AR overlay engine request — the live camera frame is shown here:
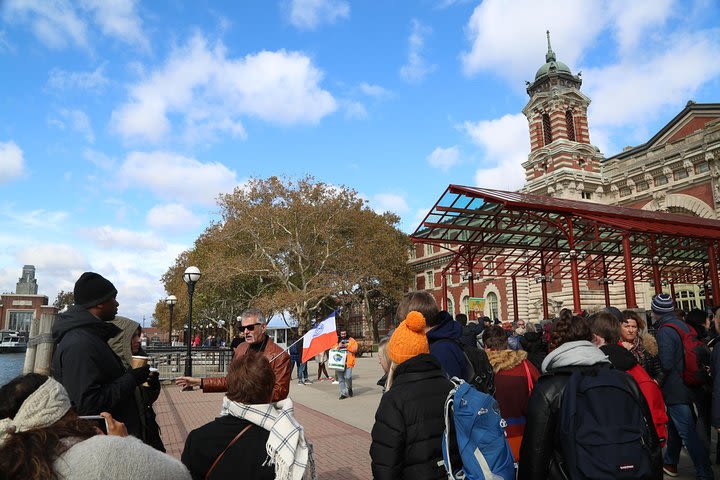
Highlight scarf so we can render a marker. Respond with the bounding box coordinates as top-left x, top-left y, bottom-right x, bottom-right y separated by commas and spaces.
0, 378, 71, 446
628, 334, 646, 365
220, 396, 315, 480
